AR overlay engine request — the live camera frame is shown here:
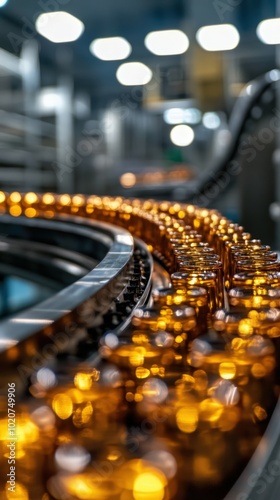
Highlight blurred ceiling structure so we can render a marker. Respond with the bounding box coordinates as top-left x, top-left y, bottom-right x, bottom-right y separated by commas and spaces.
0, 0, 277, 109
